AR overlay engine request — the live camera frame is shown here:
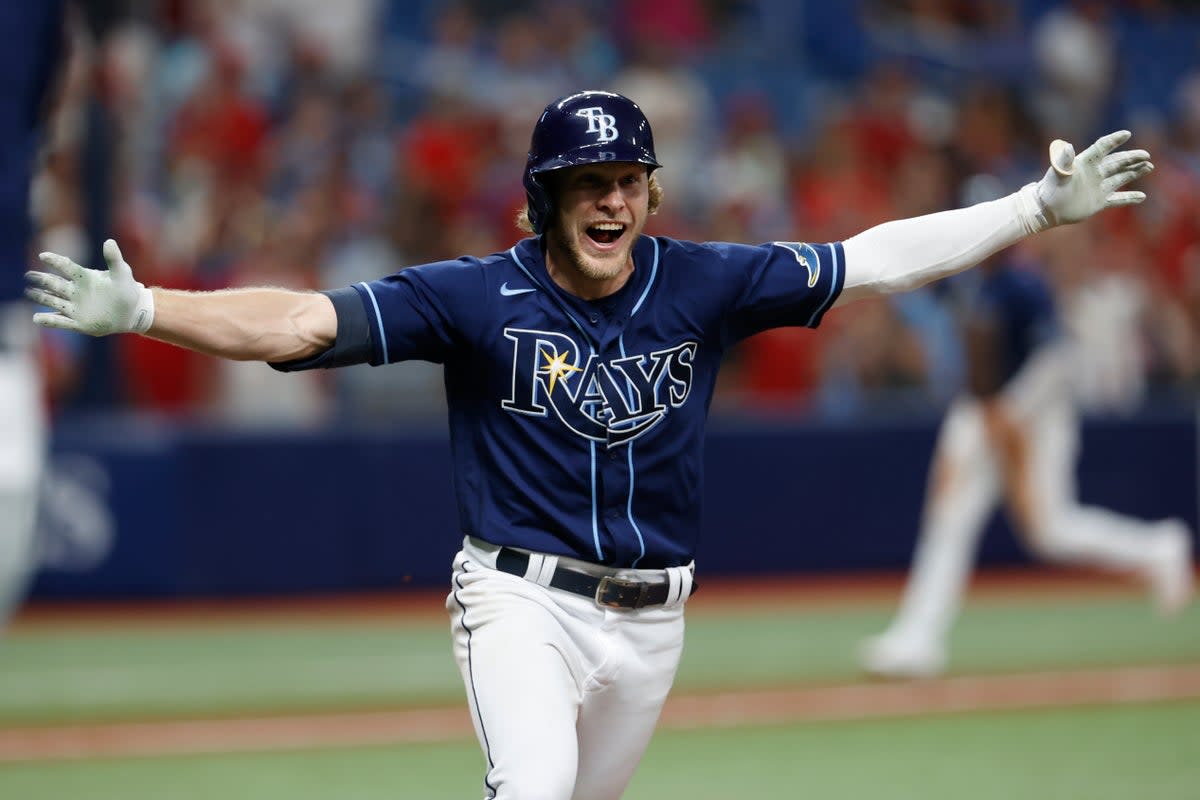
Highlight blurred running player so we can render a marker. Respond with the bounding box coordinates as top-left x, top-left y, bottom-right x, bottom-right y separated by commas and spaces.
861, 179, 1193, 680
0, 1, 66, 633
